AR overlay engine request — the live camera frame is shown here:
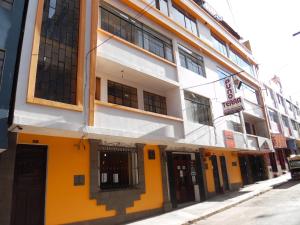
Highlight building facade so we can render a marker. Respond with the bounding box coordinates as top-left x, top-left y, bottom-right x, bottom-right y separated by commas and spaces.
263, 76, 300, 177
1, 1, 276, 225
